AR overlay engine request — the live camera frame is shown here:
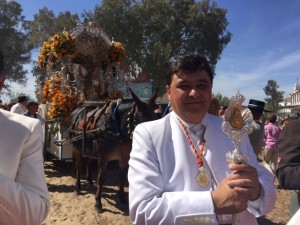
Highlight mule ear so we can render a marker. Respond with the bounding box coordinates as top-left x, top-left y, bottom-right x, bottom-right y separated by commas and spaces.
148, 87, 158, 106
129, 88, 143, 105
